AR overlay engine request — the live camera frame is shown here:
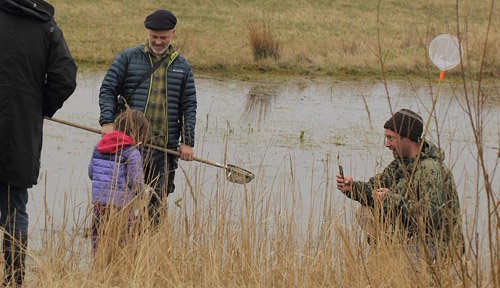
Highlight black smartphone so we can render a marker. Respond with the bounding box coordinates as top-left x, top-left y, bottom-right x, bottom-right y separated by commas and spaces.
339, 165, 344, 179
